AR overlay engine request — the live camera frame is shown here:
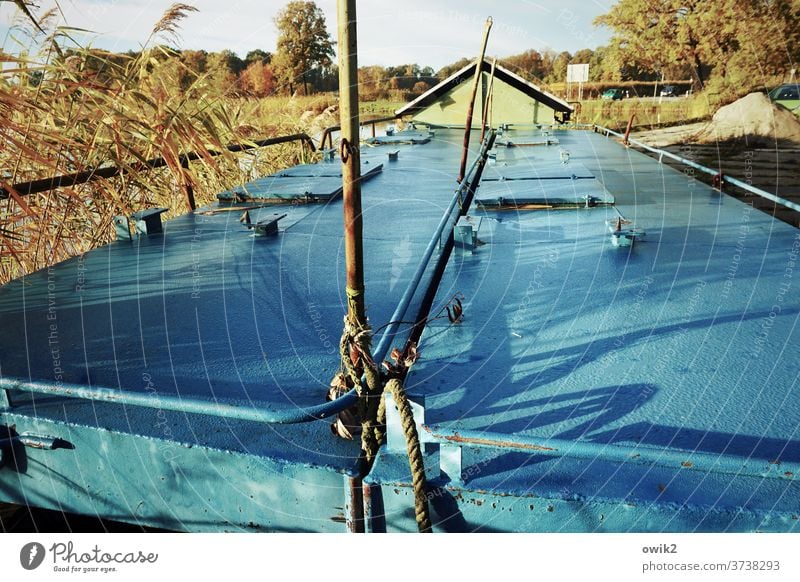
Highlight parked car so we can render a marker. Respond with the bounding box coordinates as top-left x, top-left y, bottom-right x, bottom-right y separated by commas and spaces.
769, 84, 800, 114
659, 85, 677, 97
601, 88, 625, 100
